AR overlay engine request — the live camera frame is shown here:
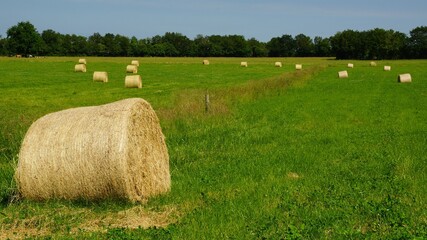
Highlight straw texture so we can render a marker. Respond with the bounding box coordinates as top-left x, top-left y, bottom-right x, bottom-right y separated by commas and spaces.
93, 71, 108, 82
202, 60, 210, 65
131, 60, 139, 67
398, 73, 412, 83
126, 65, 138, 74
338, 71, 349, 78
384, 66, 391, 71
347, 63, 354, 68
275, 62, 282, 67
295, 64, 302, 70
79, 59, 87, 64
125, 75, 142, 88
370, 61, 377, 66
16, 98, 170, 202
240, 62, 248, 67
75, 64, 87, 72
